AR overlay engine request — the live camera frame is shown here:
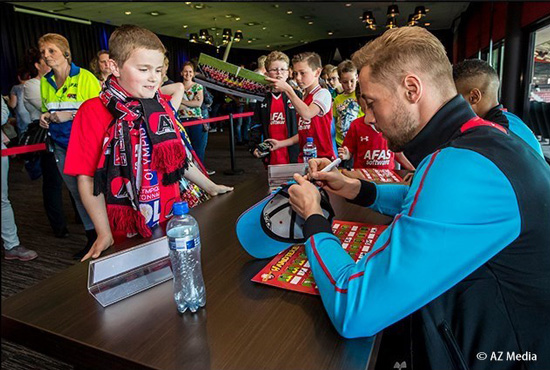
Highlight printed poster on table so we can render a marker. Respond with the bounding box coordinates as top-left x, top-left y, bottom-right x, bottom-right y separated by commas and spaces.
251, 221, 388, 295
194, 53, 270, 101
345, 168, 403, 183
